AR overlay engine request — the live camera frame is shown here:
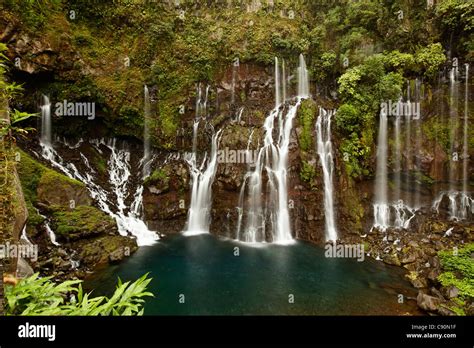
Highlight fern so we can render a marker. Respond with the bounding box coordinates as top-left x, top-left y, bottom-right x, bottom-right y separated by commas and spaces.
5, 273, 154, 316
